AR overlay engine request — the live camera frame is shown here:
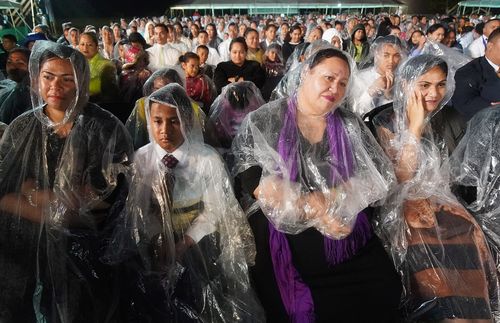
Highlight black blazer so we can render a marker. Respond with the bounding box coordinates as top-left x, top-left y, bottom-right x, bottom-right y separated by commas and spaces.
452, 56, 500, 121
